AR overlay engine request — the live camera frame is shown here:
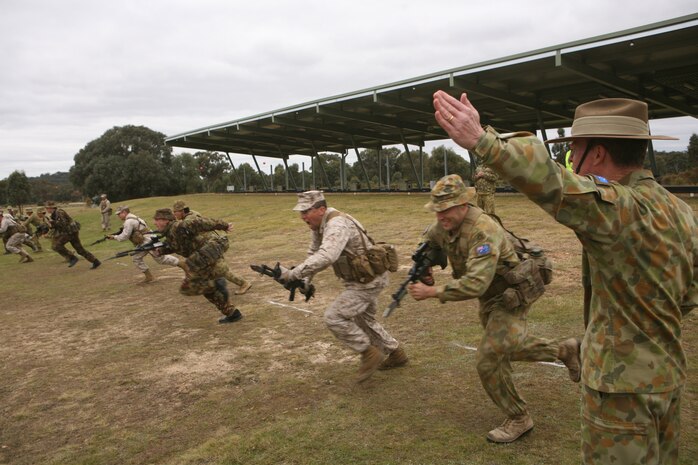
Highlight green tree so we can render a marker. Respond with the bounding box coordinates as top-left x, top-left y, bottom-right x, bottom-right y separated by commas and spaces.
70, 125, 175, 201
6, 171, 32, 210
688, 133, 698, 166
170, 152, 204, 194
194, 152, 230, 192
429, 145, 471, 182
